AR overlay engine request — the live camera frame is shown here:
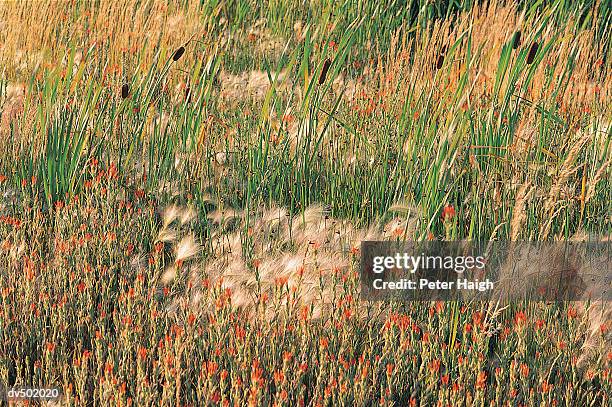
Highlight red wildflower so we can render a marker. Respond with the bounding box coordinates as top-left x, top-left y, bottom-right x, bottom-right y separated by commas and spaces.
441, 204, 456, 221
476, 371, 487, 389
386, 363, 394, 376
520, 363, 529, 378
514, 311, 527, 326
